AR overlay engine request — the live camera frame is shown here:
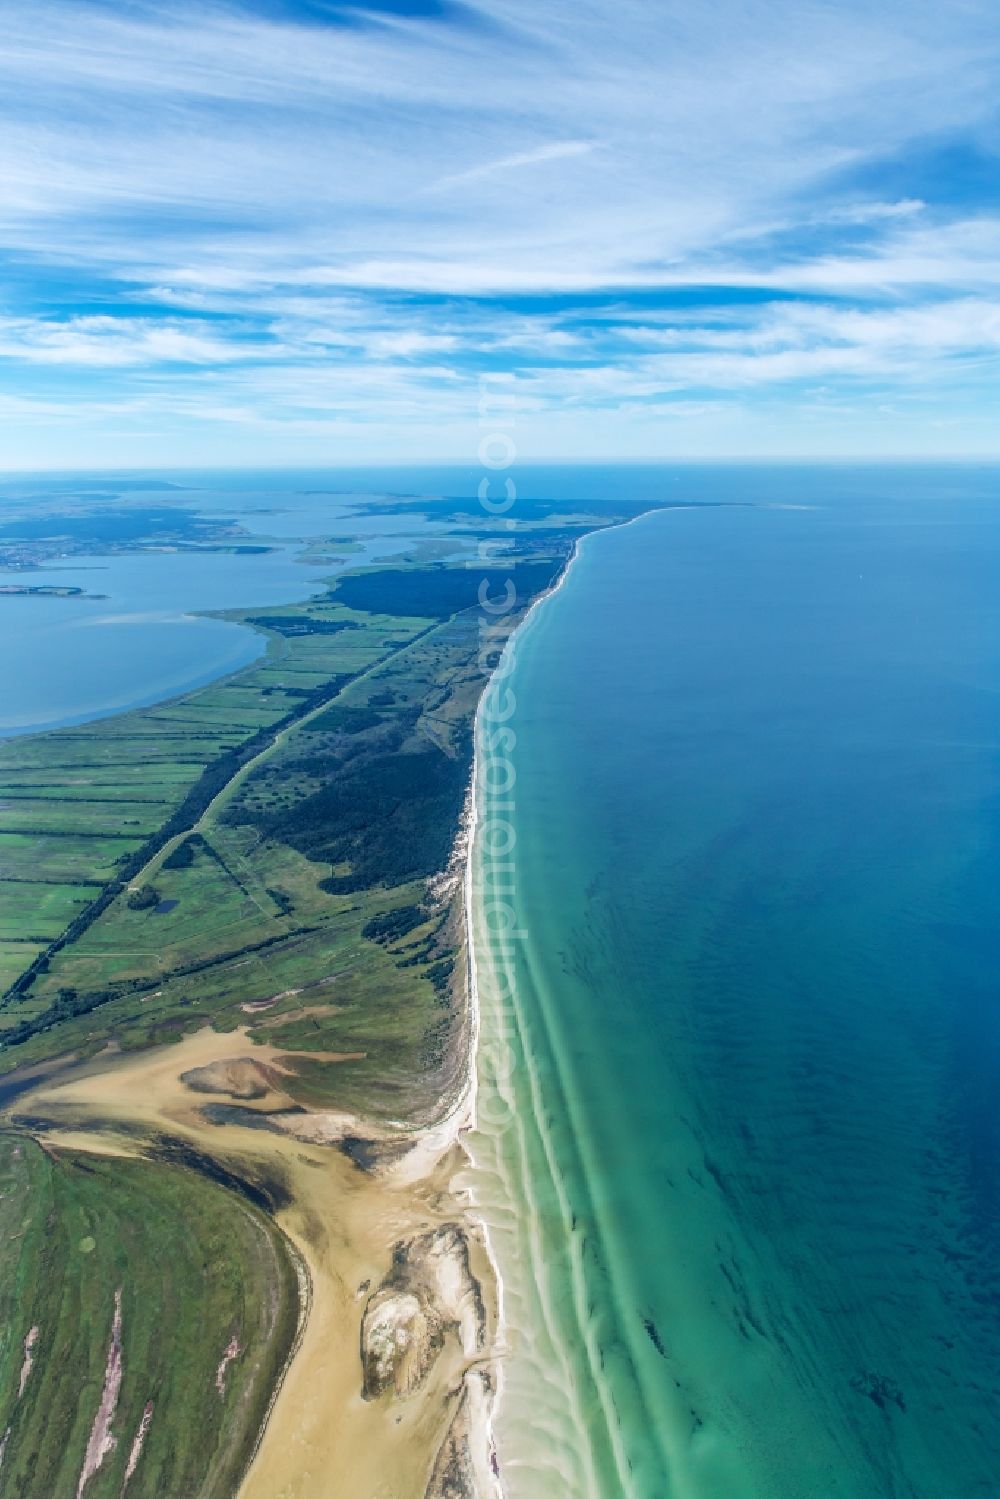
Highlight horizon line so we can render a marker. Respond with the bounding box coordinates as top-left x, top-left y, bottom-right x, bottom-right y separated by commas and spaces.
3, 455, 1000, 477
